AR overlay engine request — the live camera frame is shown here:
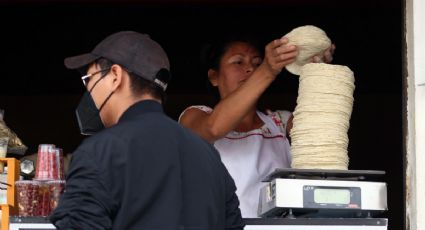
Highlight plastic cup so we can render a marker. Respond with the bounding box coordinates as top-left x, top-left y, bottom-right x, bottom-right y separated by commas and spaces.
38, 182, 51, 216
34, 144, 56, 180
16, 180, 52, 217
53, 148, 65, 180
16, 180, 41, 216
0, 137, 9, 173
47, 180, 65, 211
34, 145, 64, 181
